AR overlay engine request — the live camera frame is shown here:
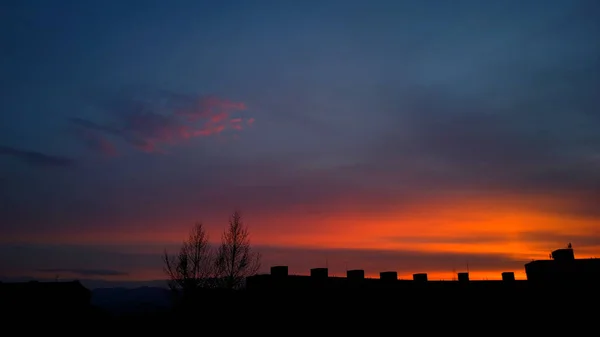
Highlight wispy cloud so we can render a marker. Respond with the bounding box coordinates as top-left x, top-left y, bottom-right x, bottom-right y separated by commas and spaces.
77, 129, 118, 157
71, 90, 254, 155
36, 268, 128, 277
517, 232, 600, 250
4, 243, 526, 280
0, 145, 75, 168
258, 246, 526, 277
